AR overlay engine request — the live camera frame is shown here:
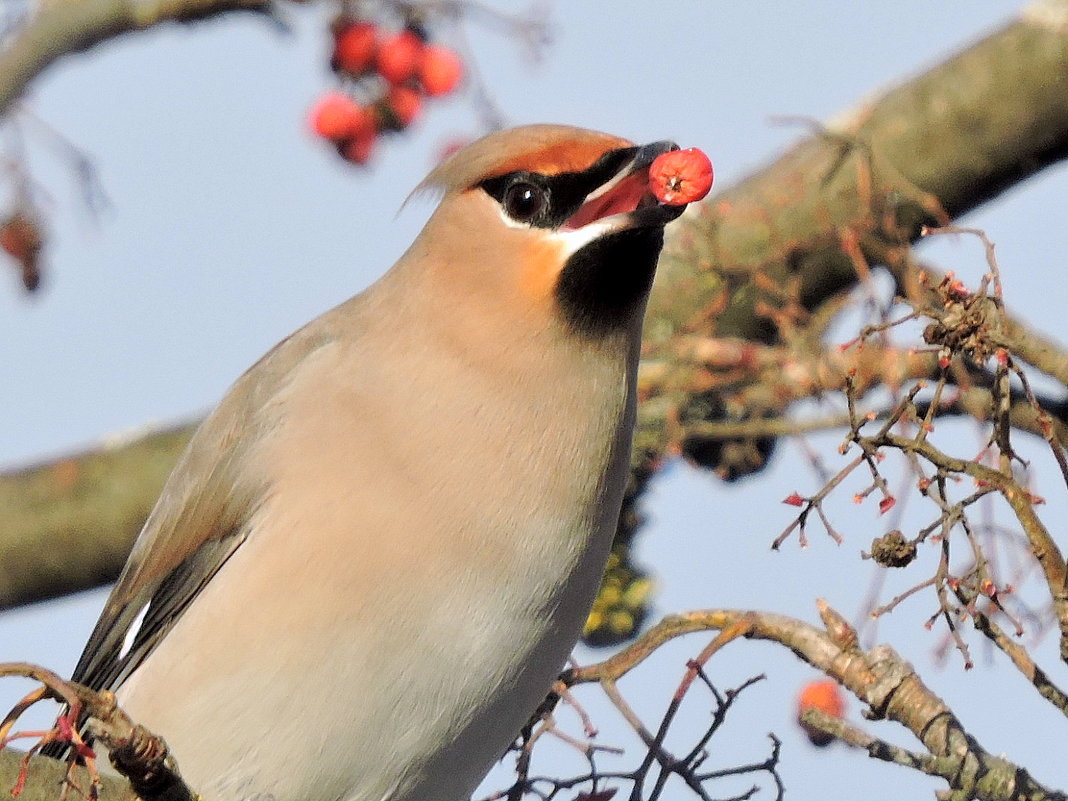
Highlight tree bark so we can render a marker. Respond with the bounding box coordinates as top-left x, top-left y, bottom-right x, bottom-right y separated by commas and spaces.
0, 424, 194, 609
0, 748, 130, 801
